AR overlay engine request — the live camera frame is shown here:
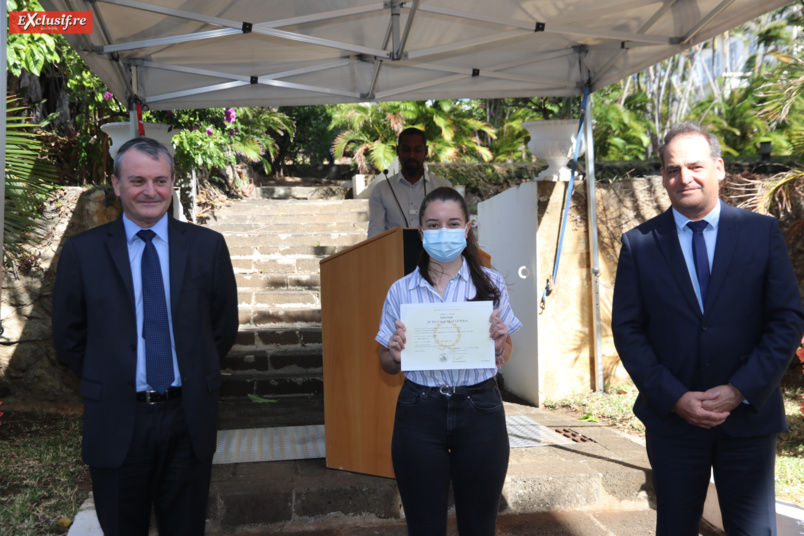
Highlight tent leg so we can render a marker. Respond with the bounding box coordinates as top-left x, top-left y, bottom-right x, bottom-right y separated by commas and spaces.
584, 93, 604, 393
